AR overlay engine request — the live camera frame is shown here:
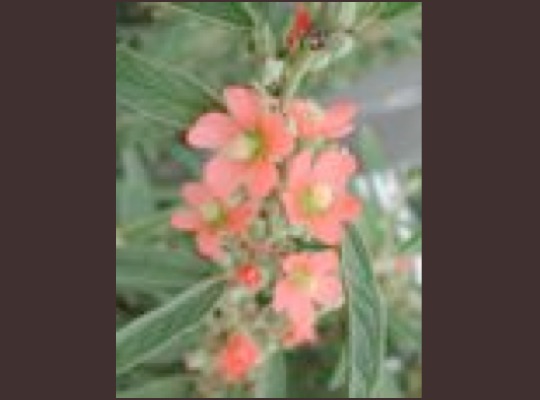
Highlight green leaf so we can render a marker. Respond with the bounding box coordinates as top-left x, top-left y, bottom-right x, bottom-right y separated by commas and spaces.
255, 352, 287, 398
116, 376, 190, 398
373, 371, 403, 398
399, 231, 422, 254
116, 147, 155, 224
341, 225, 386, 398
328, 347, 348, 391
170, 142, 203, 180
116, 208, 172, 242
116, 45, 220, 129
142, 326, 202, 366
388, 309, 422, 355
357, 127, 387, 172
379, 2, 421, 19
116, 246, 217, 290
116, 278, 224, 376
172, 2, 255, 29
